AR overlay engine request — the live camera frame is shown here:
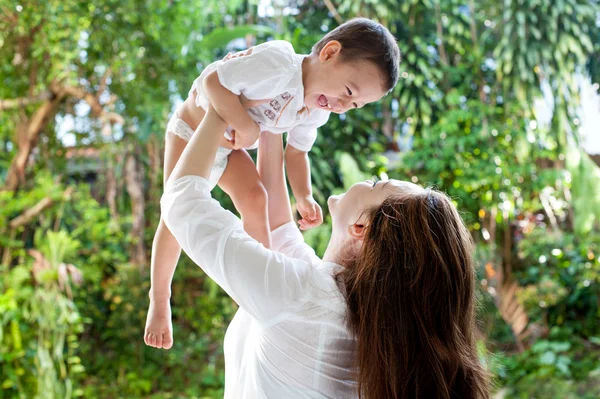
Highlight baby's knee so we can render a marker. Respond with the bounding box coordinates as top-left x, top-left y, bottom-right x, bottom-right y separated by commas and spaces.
240, 183, 268, 212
